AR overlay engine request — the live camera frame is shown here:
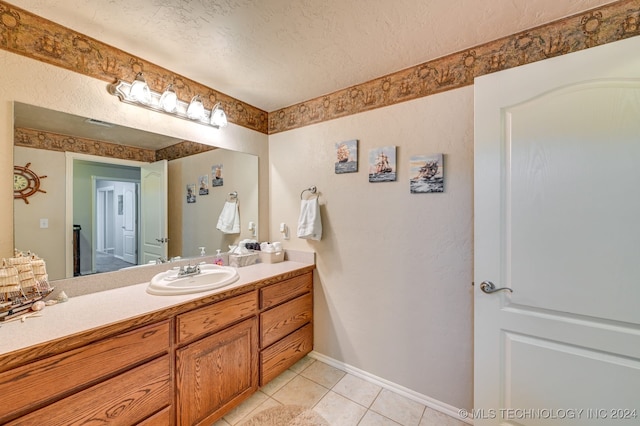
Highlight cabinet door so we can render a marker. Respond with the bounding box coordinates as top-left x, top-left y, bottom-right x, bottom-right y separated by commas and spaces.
176, 317, 258, 426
